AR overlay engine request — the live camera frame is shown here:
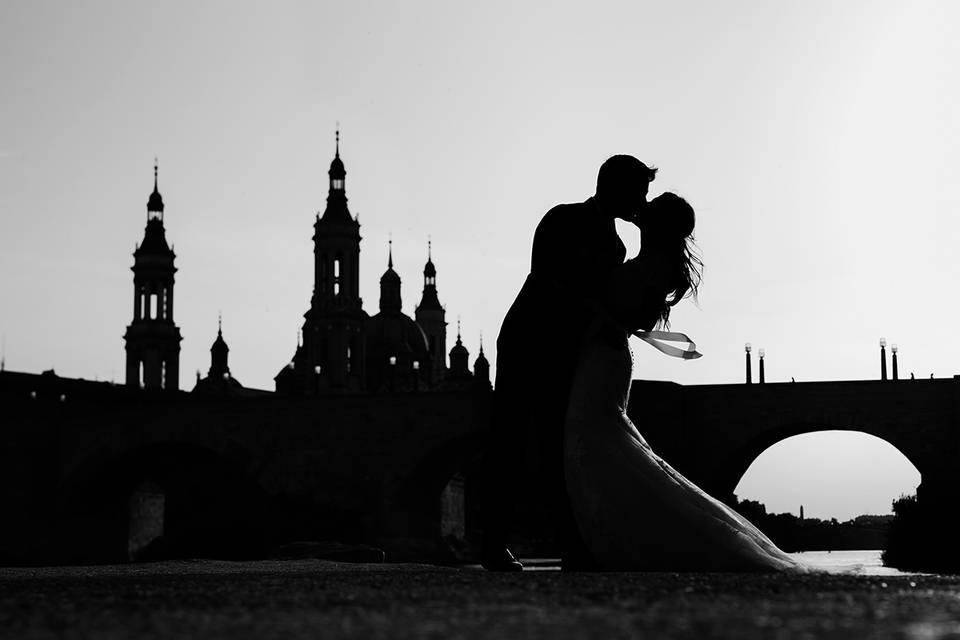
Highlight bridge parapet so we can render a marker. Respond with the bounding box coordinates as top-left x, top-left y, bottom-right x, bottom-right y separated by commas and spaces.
628, 378, 960, 502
